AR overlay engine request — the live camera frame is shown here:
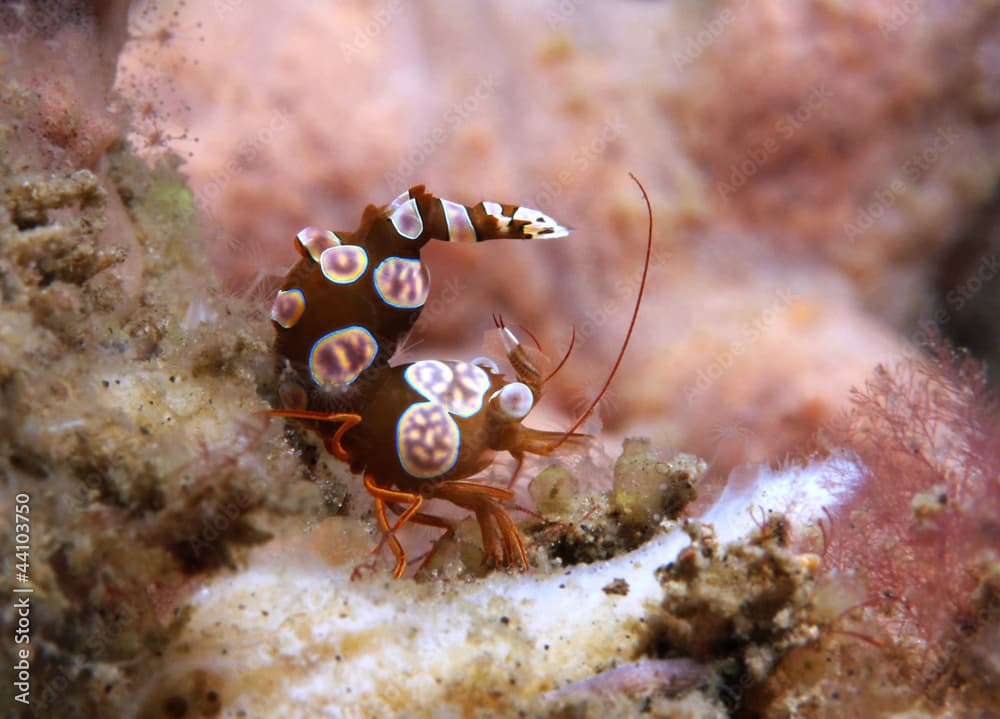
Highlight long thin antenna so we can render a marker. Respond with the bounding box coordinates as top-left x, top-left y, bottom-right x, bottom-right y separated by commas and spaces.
544, 326, 576, 383
515, 323, 544, 352
546, 172, 653, 451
